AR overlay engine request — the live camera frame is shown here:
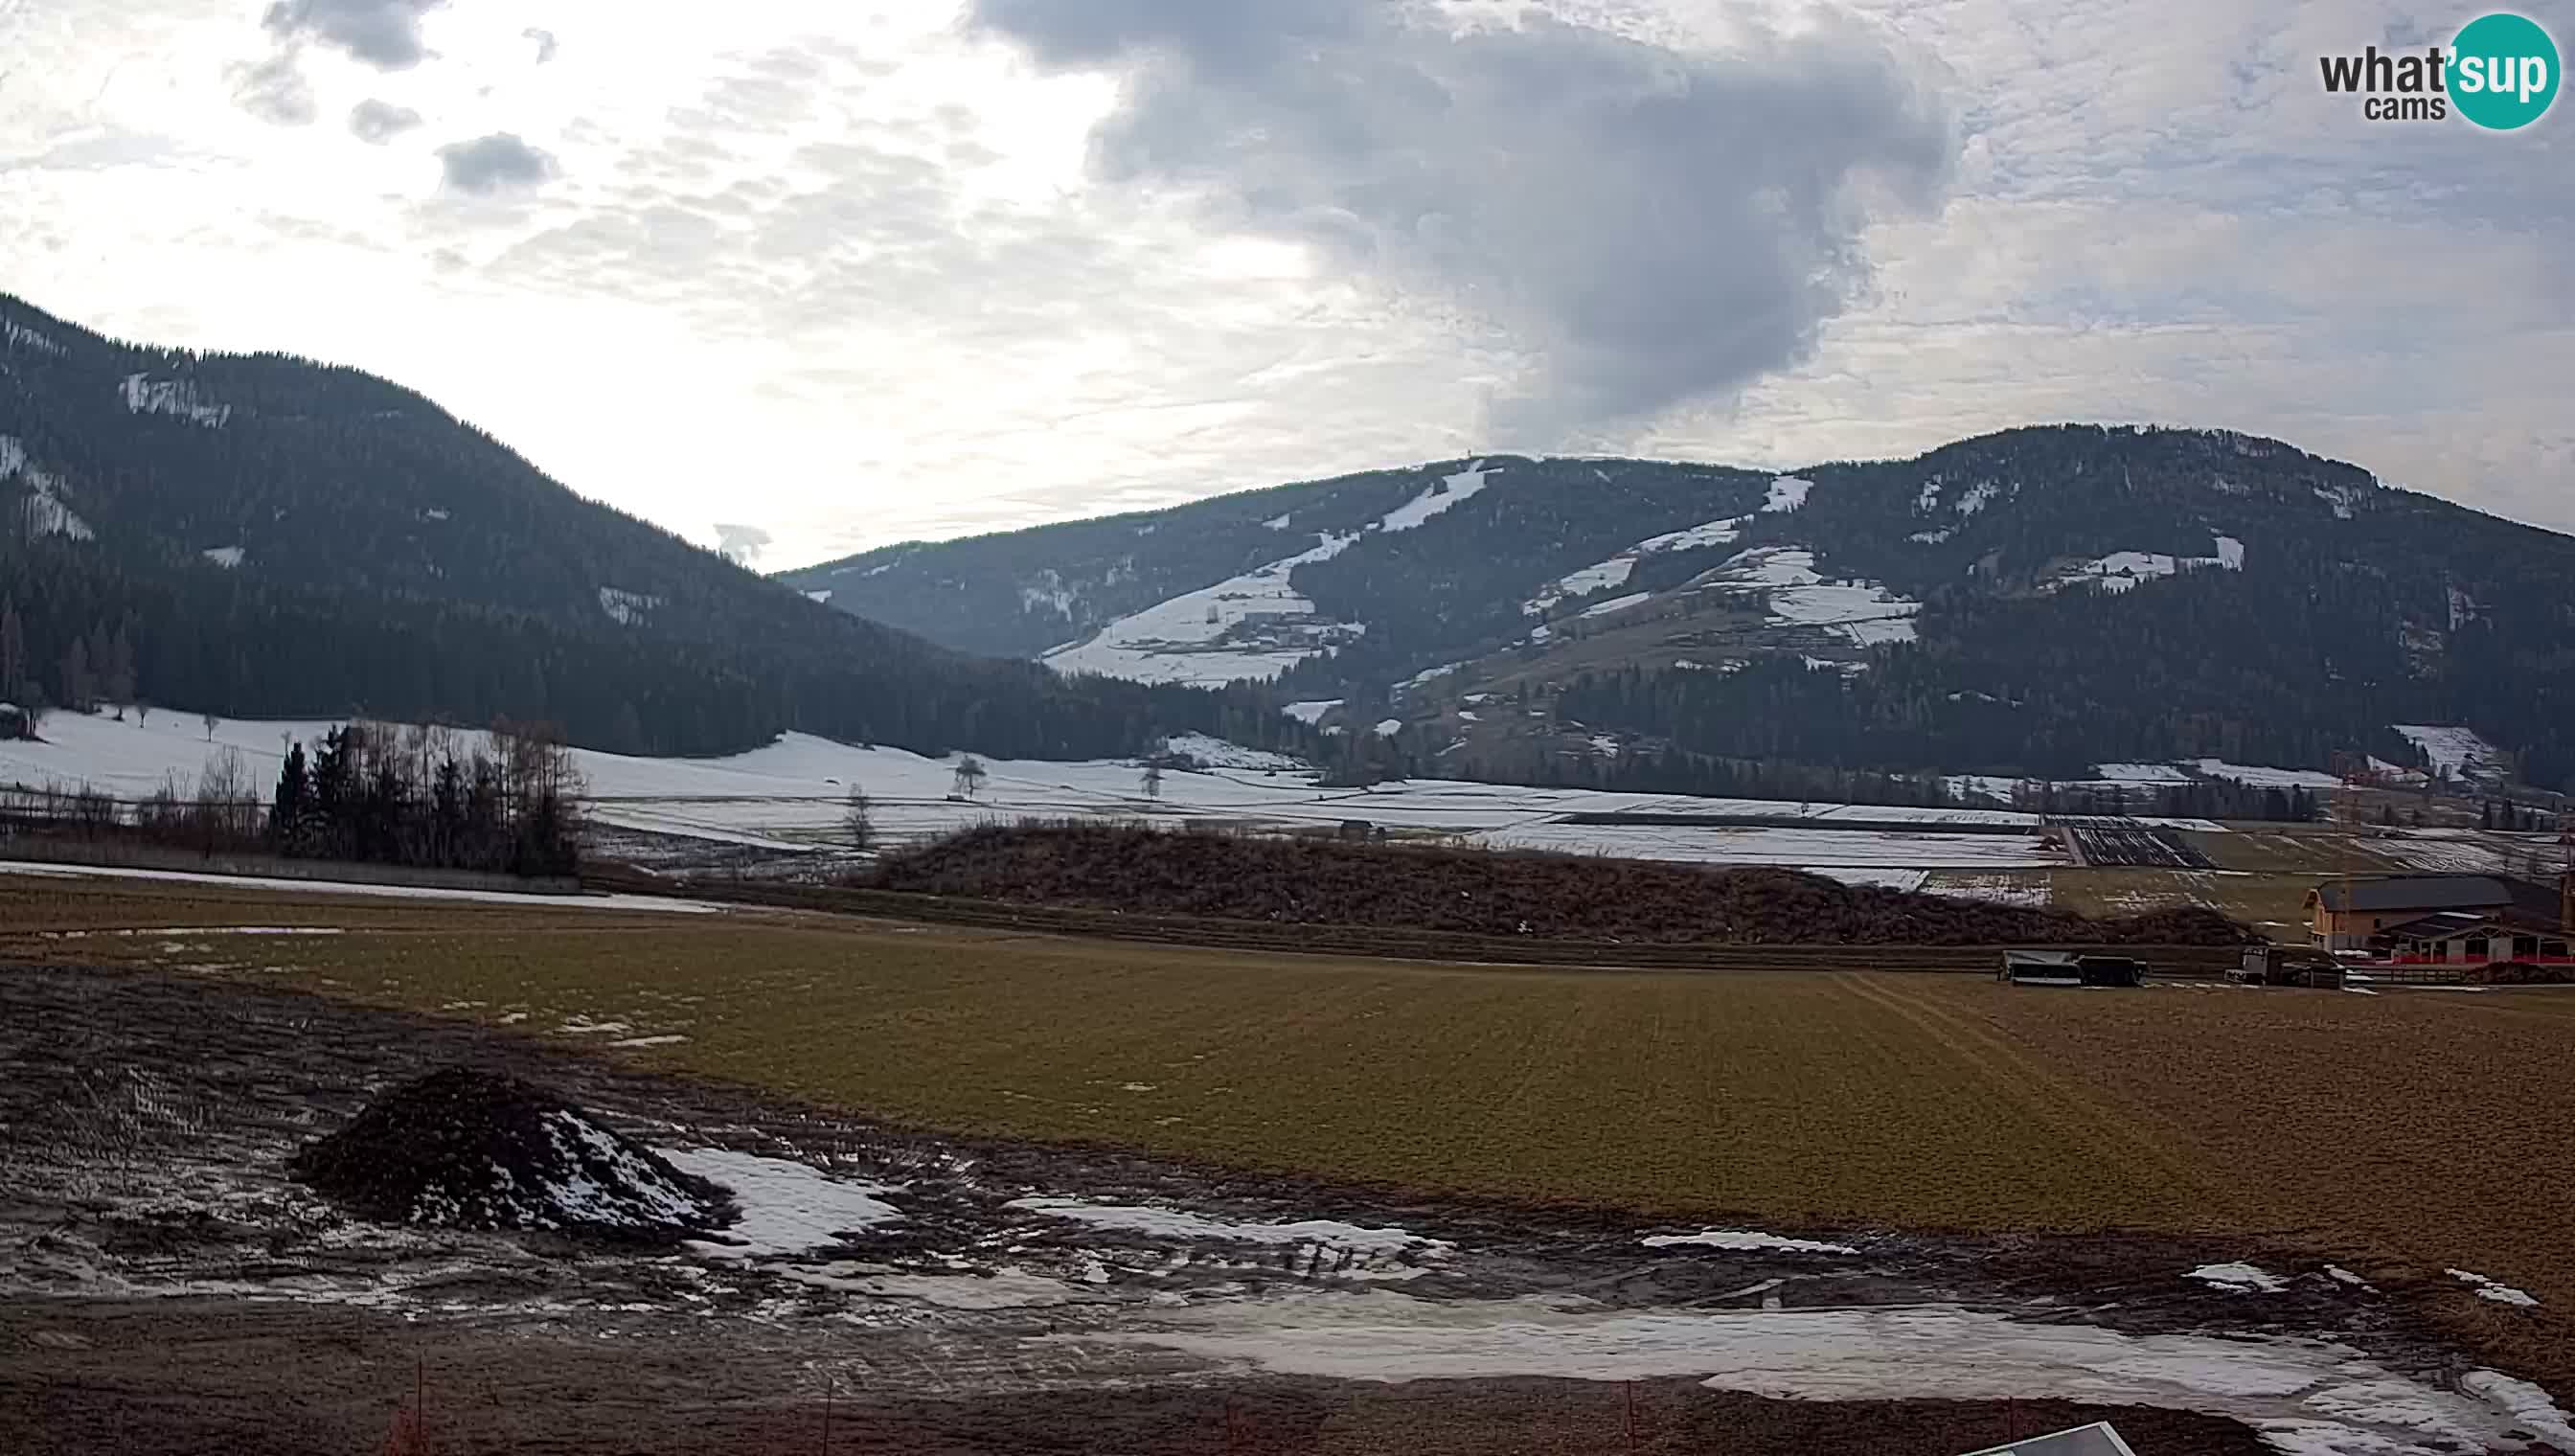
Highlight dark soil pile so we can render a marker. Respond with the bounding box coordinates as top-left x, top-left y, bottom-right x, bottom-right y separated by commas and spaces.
869, 824, 2254, 946
289, 1066, 735, 1241
2470, 960, 2575, 985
